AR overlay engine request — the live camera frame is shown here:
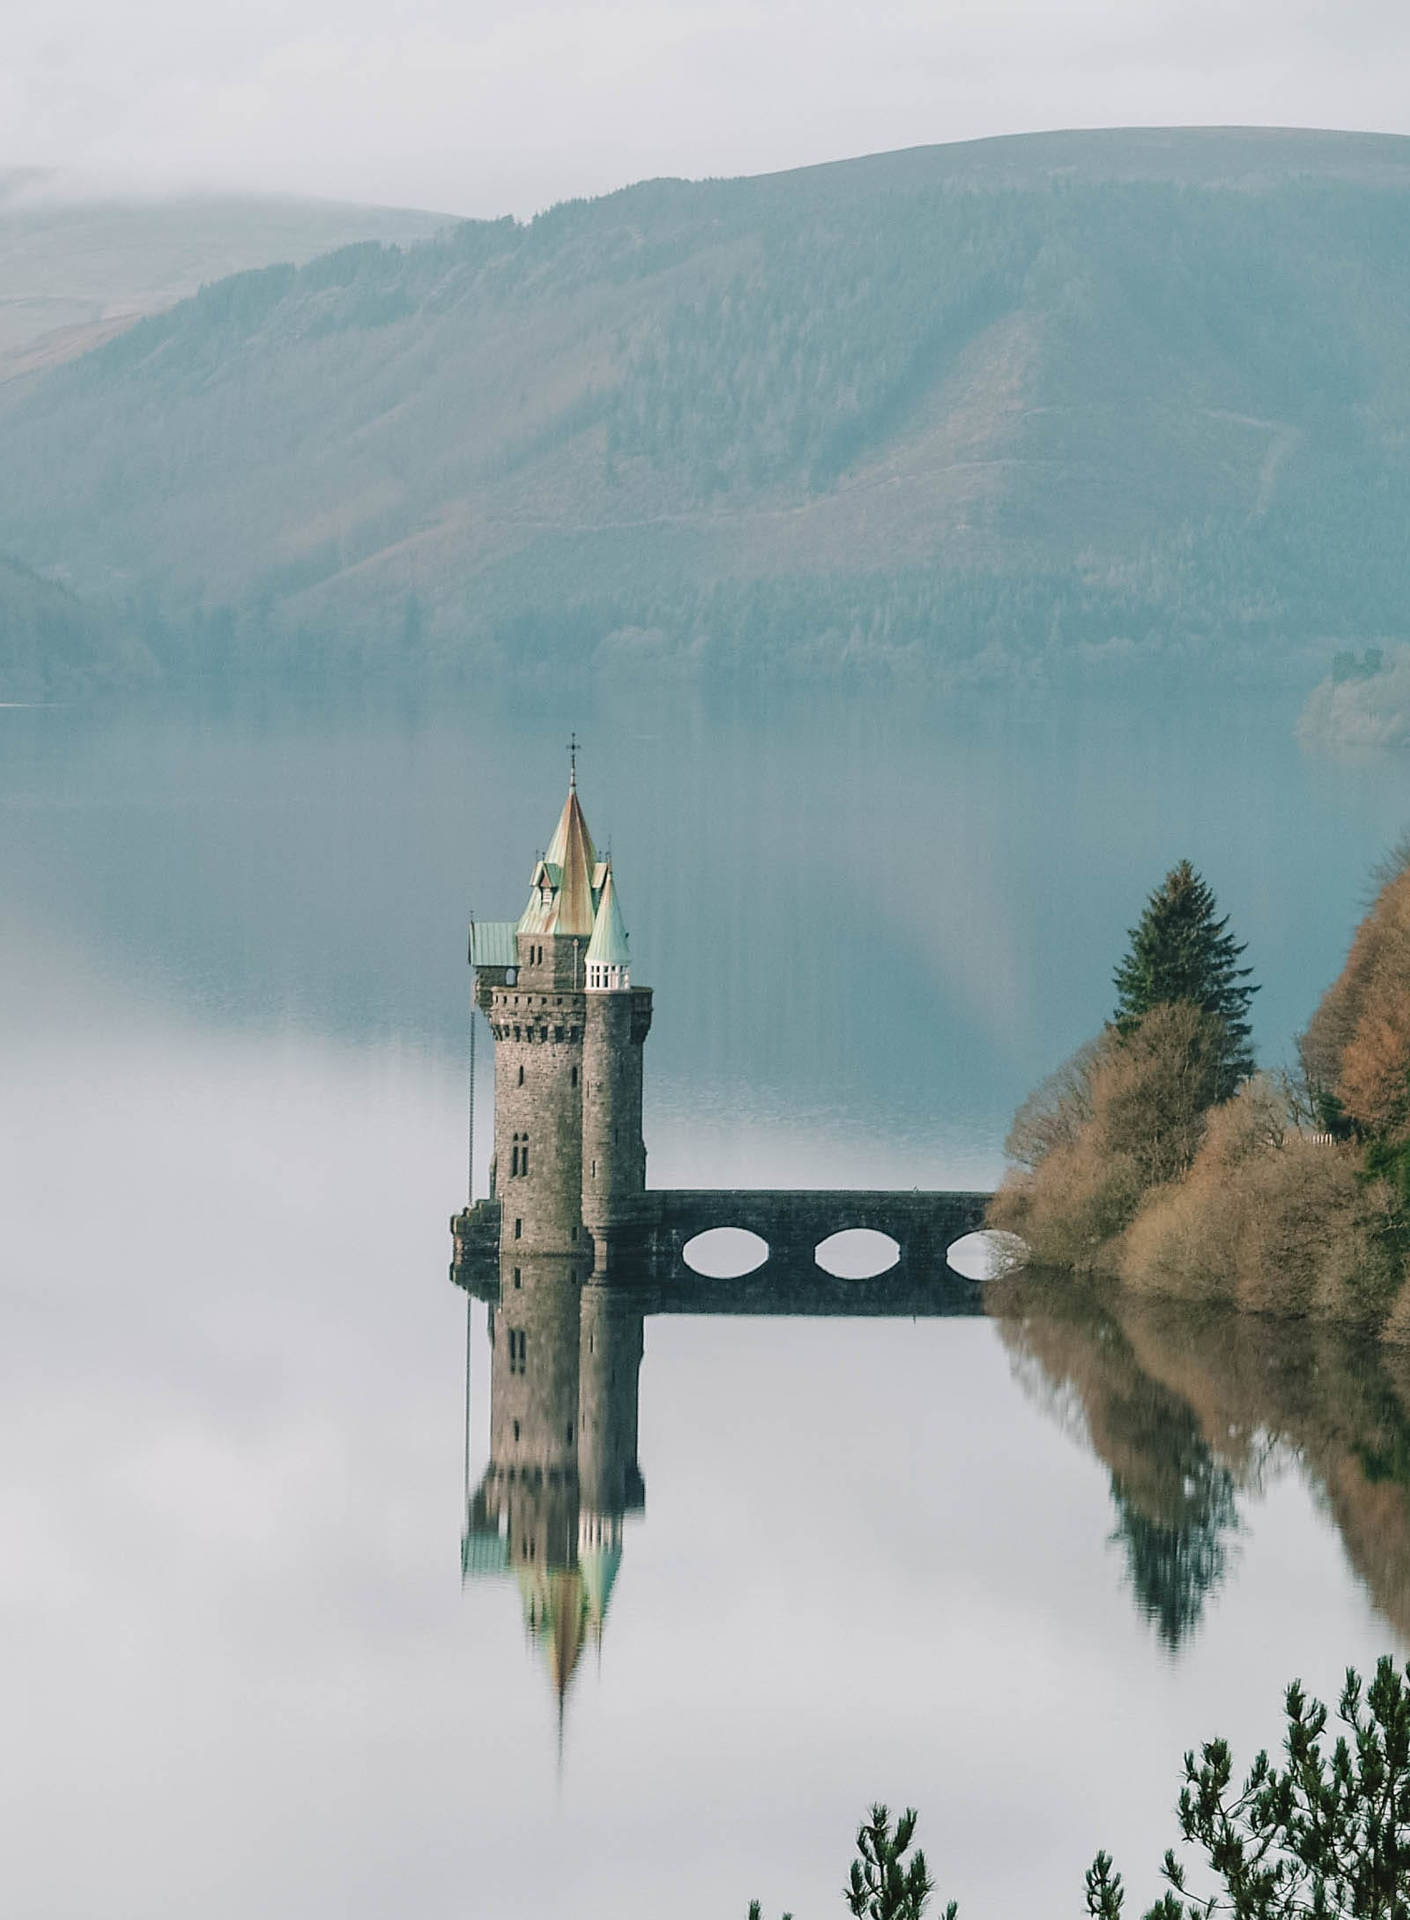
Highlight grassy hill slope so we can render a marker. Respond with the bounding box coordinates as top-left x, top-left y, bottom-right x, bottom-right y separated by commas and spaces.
0, 174, 447, 379
3, 128, 1410, 684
